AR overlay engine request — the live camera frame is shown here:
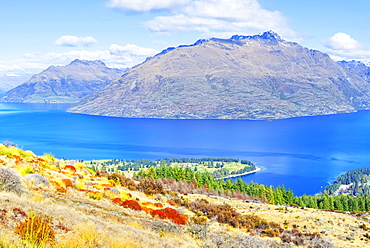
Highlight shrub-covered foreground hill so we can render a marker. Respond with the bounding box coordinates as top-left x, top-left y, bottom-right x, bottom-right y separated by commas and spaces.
0, 144, 369, 247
